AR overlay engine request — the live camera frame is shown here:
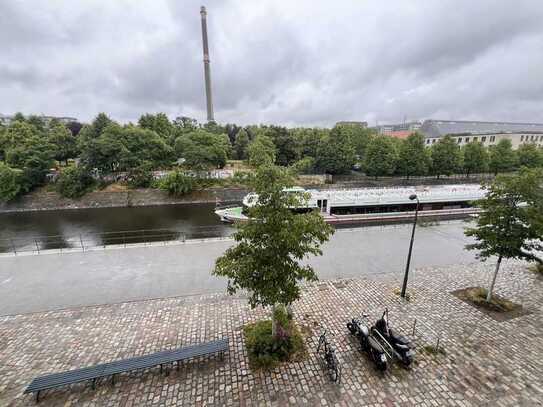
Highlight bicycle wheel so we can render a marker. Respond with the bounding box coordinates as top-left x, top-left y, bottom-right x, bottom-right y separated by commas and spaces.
330, 360, 341, 383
